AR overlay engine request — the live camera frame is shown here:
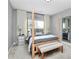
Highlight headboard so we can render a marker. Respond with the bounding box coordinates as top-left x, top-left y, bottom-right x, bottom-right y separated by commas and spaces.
35, 29, 43, 35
